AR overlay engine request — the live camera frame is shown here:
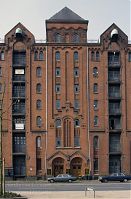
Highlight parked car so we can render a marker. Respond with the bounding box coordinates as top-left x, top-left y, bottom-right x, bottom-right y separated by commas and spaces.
98, 172, 131, 182
47, 174, 77, 183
